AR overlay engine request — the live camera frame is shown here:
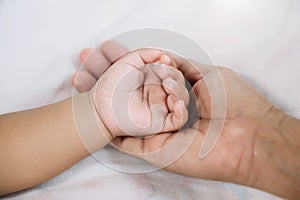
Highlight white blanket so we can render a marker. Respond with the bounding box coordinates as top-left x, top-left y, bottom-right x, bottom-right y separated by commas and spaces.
1, 0, 299, 199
